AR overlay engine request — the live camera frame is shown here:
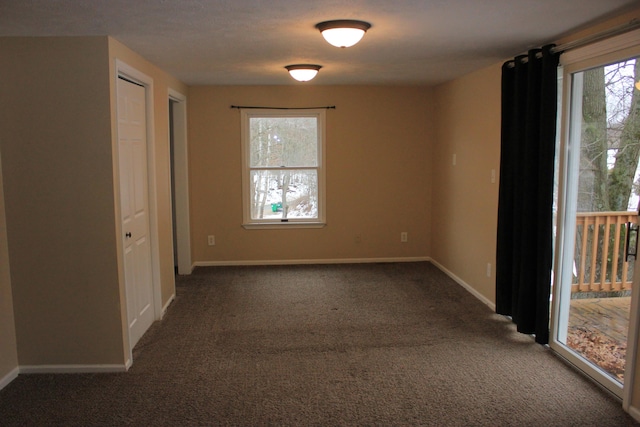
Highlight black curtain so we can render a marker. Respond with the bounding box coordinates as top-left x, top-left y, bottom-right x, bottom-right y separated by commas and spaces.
496, 45, 560, 345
